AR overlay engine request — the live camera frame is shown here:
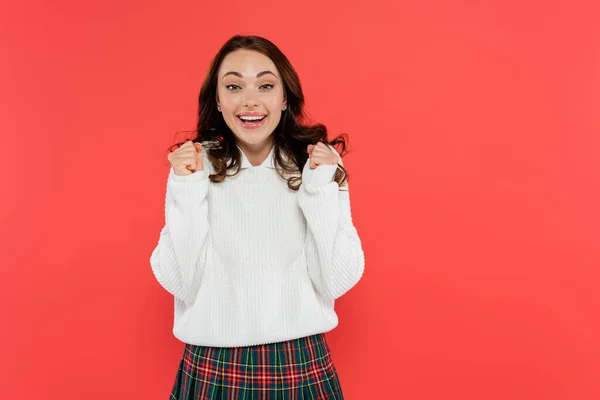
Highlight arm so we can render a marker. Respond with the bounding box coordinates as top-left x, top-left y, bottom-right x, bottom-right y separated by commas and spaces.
149, 164, 210, 306
298, 146, 365, 300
